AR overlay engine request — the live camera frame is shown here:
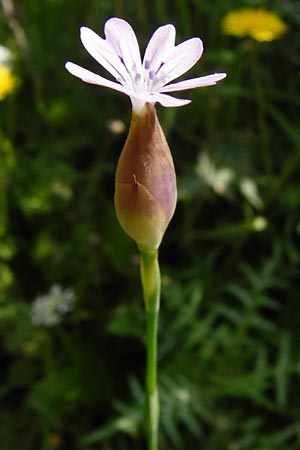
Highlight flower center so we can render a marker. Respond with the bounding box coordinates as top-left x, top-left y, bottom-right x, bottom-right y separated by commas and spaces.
129, 59, 168, 95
